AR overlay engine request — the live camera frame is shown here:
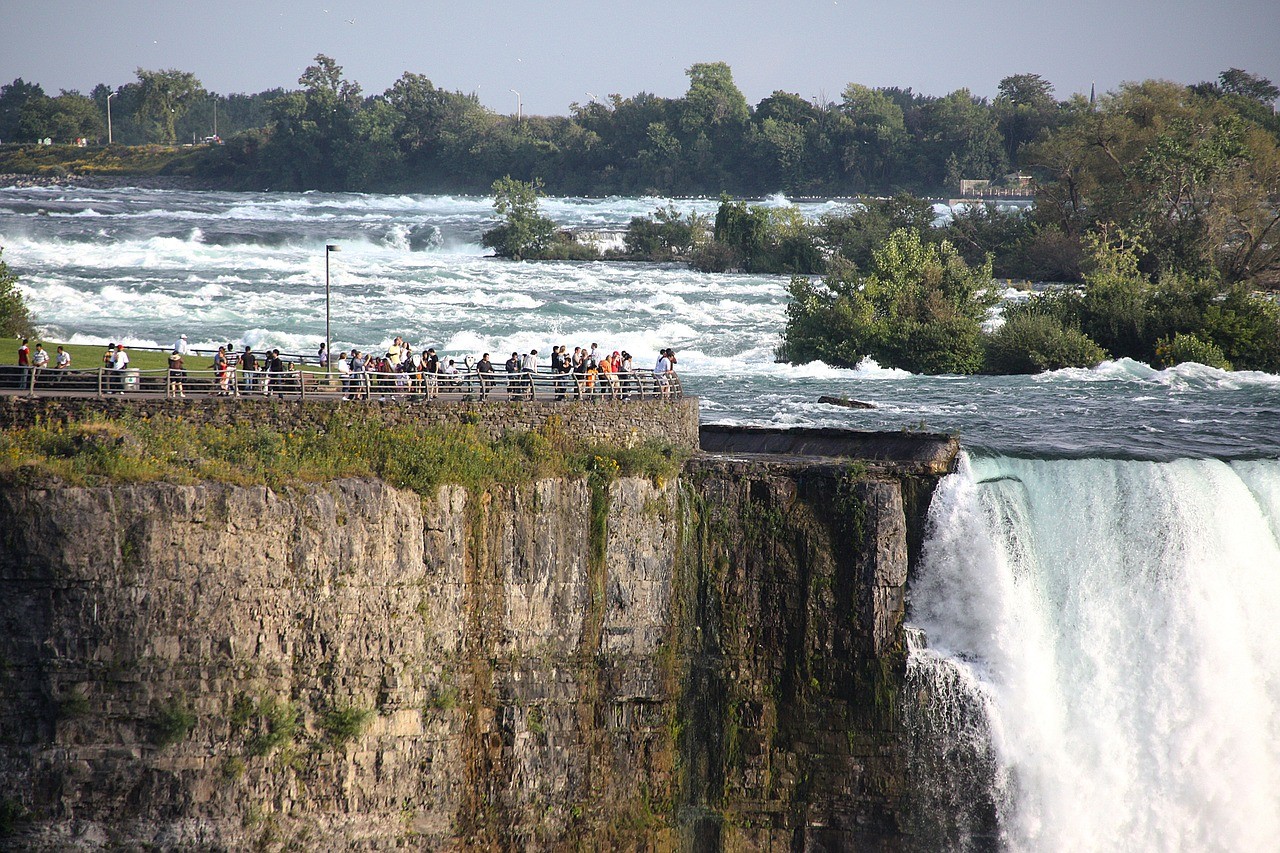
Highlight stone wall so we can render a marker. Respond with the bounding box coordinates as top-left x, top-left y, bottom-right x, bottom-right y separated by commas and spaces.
0, 475, 682, 849
0, 395, 702, 453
